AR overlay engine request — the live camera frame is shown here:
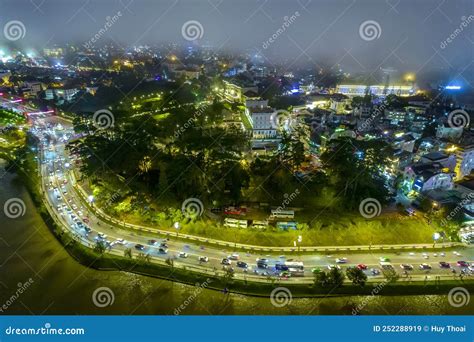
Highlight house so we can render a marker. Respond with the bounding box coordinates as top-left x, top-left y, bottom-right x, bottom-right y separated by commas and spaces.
403, 163, 454, 193
420, 152, 456, 171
